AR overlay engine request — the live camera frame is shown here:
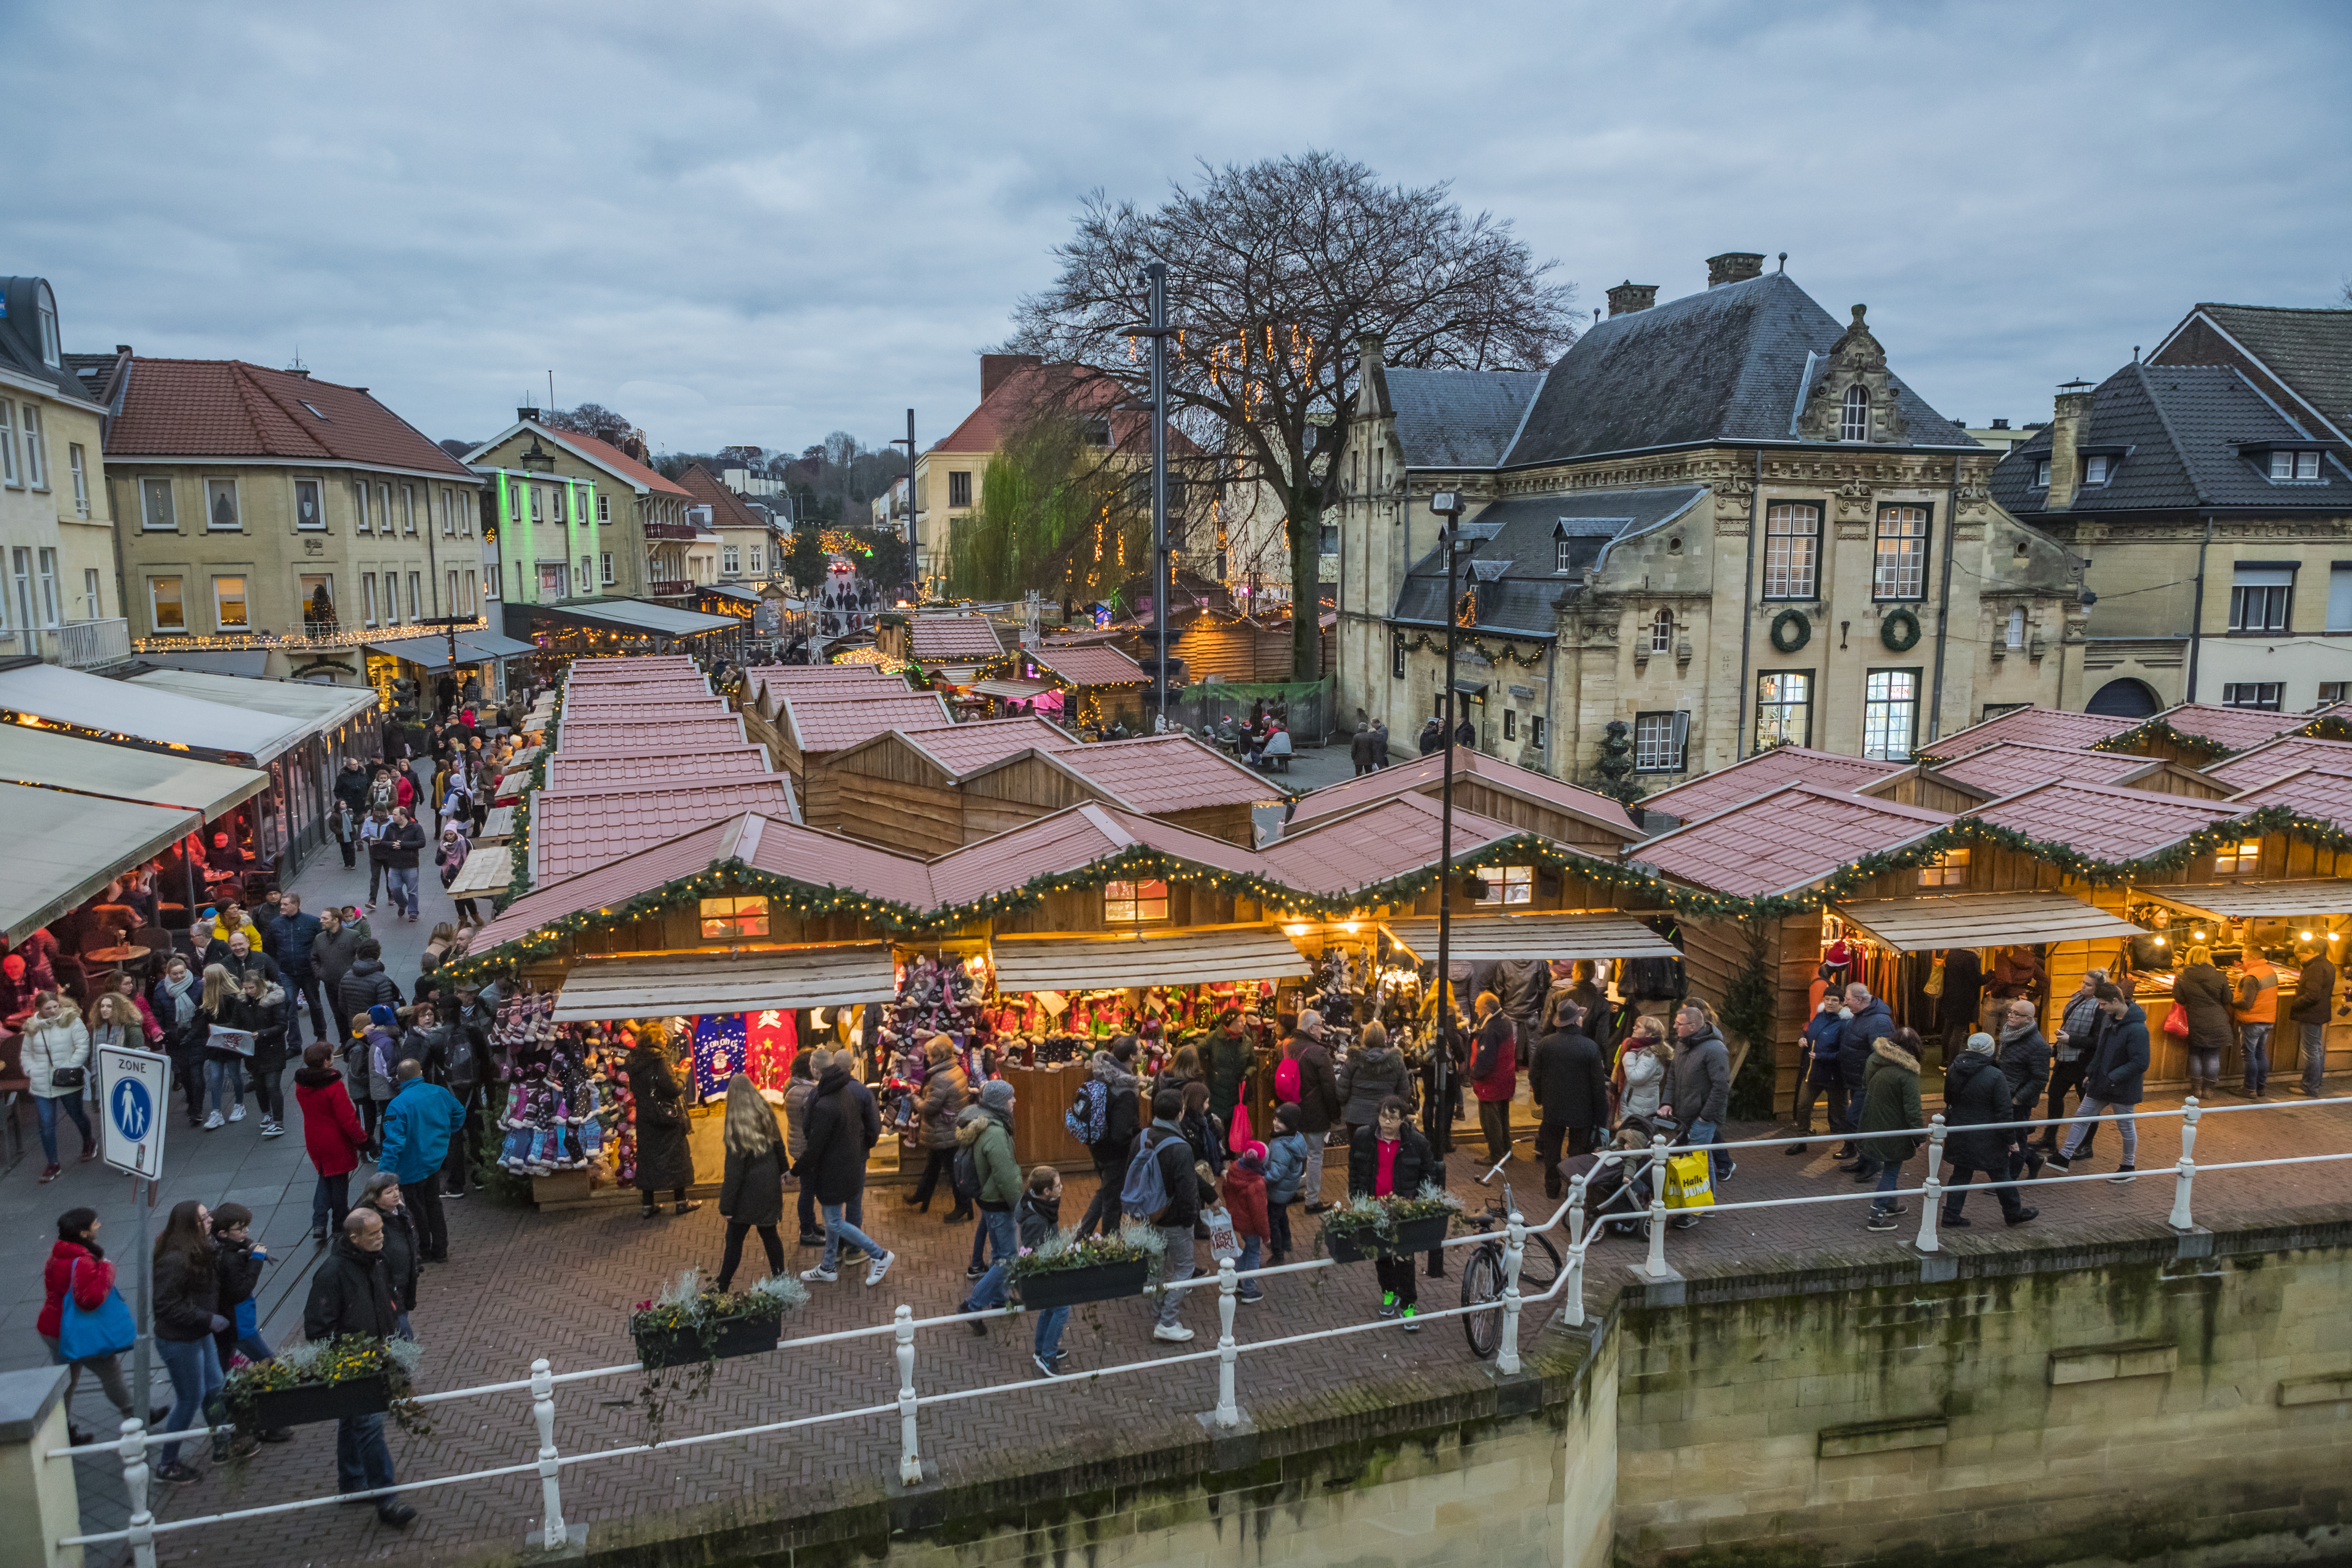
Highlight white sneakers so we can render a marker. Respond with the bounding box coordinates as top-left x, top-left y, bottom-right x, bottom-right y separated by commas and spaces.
260, 1120, 285, 1139
799, 1265, 838, 1283
864, 1251, 895, 1287
203, 1111, 225, 1130
1152, 1323, 1194, 1343
228, 1104, 246, 1124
